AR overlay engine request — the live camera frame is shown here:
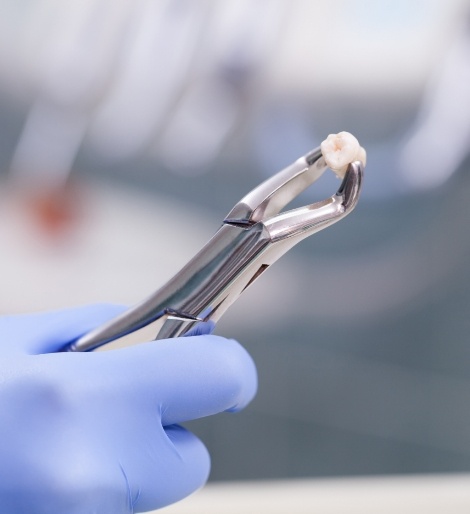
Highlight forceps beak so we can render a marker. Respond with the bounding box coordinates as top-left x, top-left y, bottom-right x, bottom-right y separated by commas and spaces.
225, 148, 328, 225
264, 160, 363, 242
225, 146, 363, 242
